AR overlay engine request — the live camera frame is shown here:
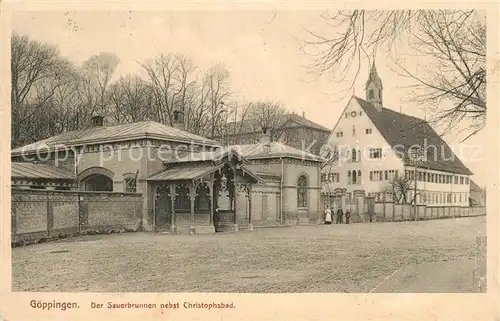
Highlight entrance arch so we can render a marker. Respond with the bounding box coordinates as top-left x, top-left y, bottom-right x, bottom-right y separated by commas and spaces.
78, 167, 115, 191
